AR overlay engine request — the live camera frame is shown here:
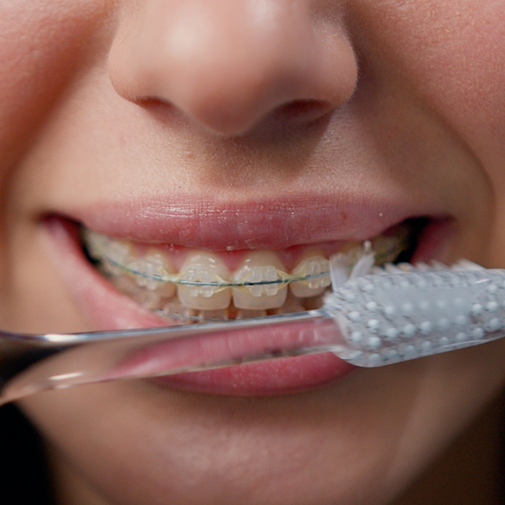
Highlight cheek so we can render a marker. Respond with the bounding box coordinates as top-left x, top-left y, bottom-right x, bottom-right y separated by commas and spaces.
354, 0, 505, 264
357, 0, 505, 154
416, 6, 505, 265
0, 0, 110, 175
404, 3, 505, 169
